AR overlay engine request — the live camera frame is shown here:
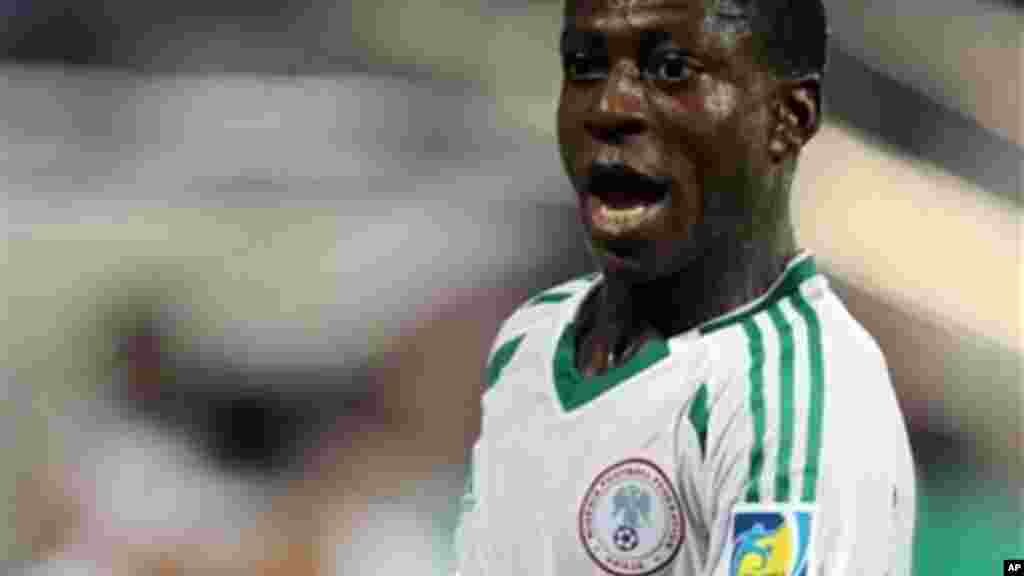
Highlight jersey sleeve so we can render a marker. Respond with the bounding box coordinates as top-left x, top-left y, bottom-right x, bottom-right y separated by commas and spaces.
691, 302, 916, 576
451, 306, 524, 575
450, 293, 541, 575
453, 439, 488, 575
453, 275, 597, 575
451, 316, 527, 575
